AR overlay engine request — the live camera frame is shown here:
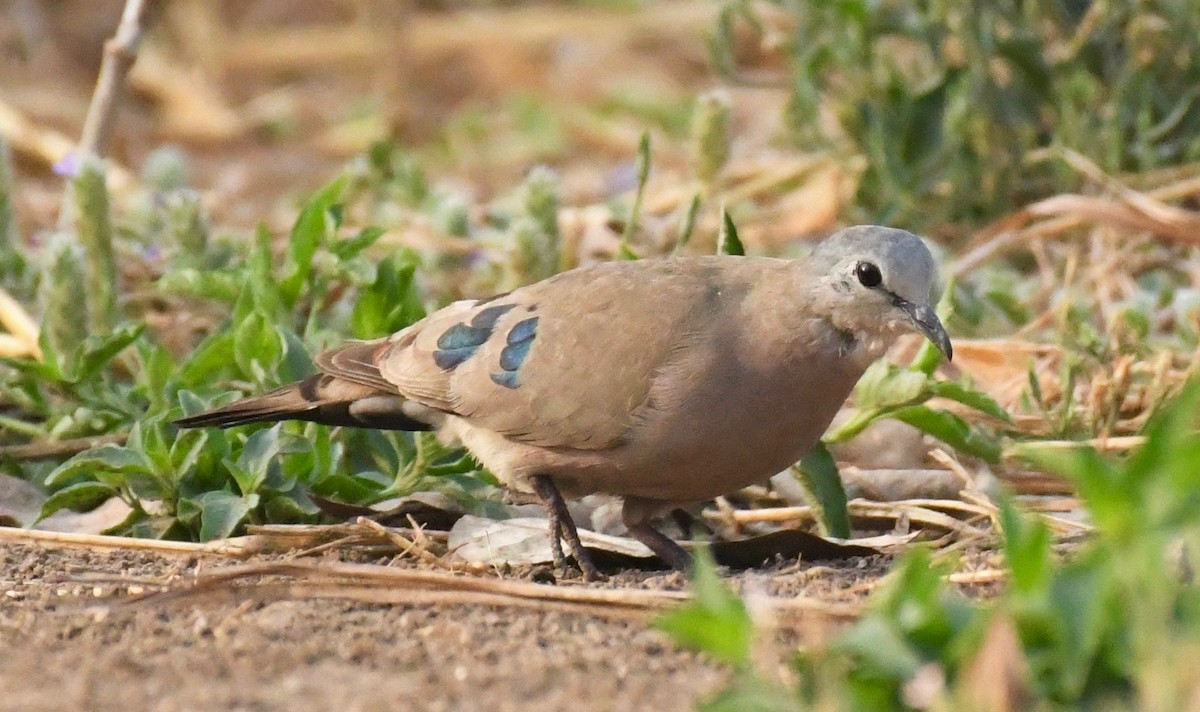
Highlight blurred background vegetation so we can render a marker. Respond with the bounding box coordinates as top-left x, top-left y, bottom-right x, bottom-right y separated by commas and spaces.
3, 0, 1200, 708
